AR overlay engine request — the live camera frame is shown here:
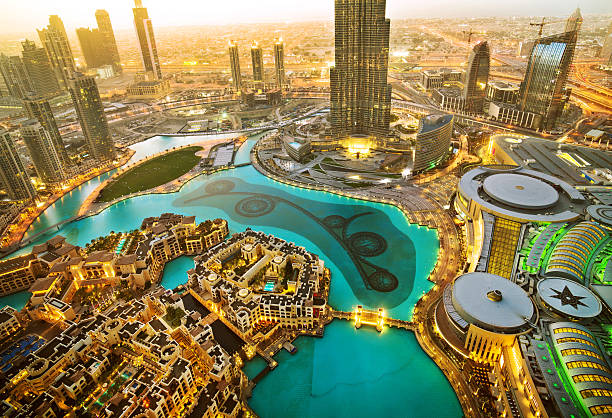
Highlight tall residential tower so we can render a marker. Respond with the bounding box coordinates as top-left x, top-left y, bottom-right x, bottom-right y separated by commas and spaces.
133, 0, 162, 80
95, 9, 122, 73
23, 94, 68, 166
0, 129, 36, 201
330, 0, 392, 142
20, 120, 66, 184
68, 74, 116, 161
229, 41, 242, 92
37, 15, 76, 90
463, 41, 490, 113
0, 55, 33, 99
21, 40, 61, 97
251, 42, 264, 85
274, 39, 286, 89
